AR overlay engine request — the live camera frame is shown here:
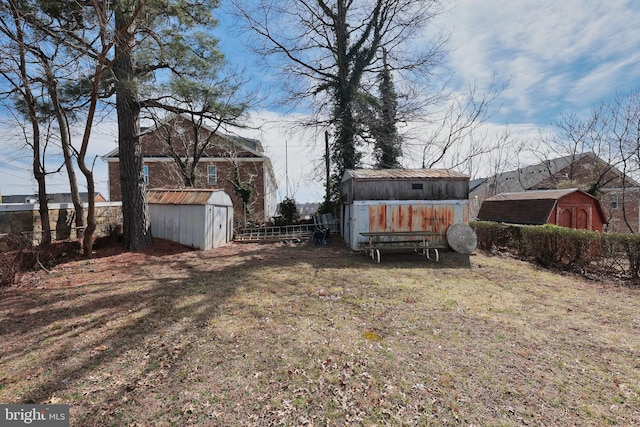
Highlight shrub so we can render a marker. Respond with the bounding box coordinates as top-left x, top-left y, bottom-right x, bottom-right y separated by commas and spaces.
603, 232, 640, 281
519, 224, 601, 269
278, 197, 300, 225
470, 221, 637, 283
